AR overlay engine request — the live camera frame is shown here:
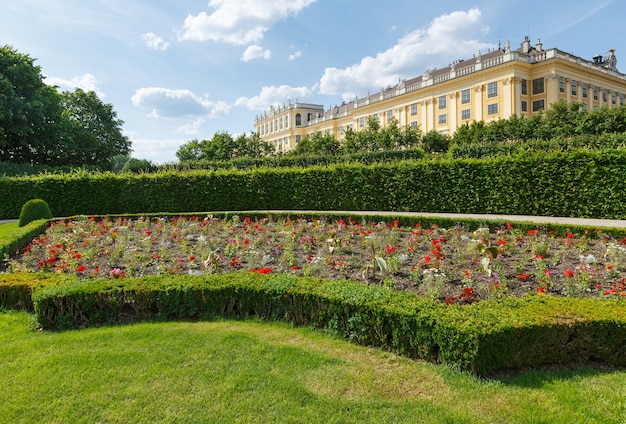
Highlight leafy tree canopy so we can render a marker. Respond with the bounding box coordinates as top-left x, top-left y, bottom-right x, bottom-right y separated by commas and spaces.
0, 45, 131, 169
176, 131, 274, 162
